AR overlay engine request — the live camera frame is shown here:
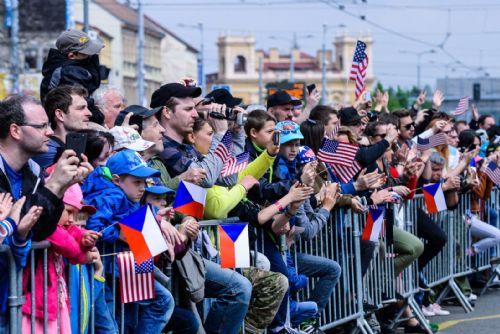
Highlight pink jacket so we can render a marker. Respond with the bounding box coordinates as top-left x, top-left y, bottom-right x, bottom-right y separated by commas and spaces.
22, 225, 92, 320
